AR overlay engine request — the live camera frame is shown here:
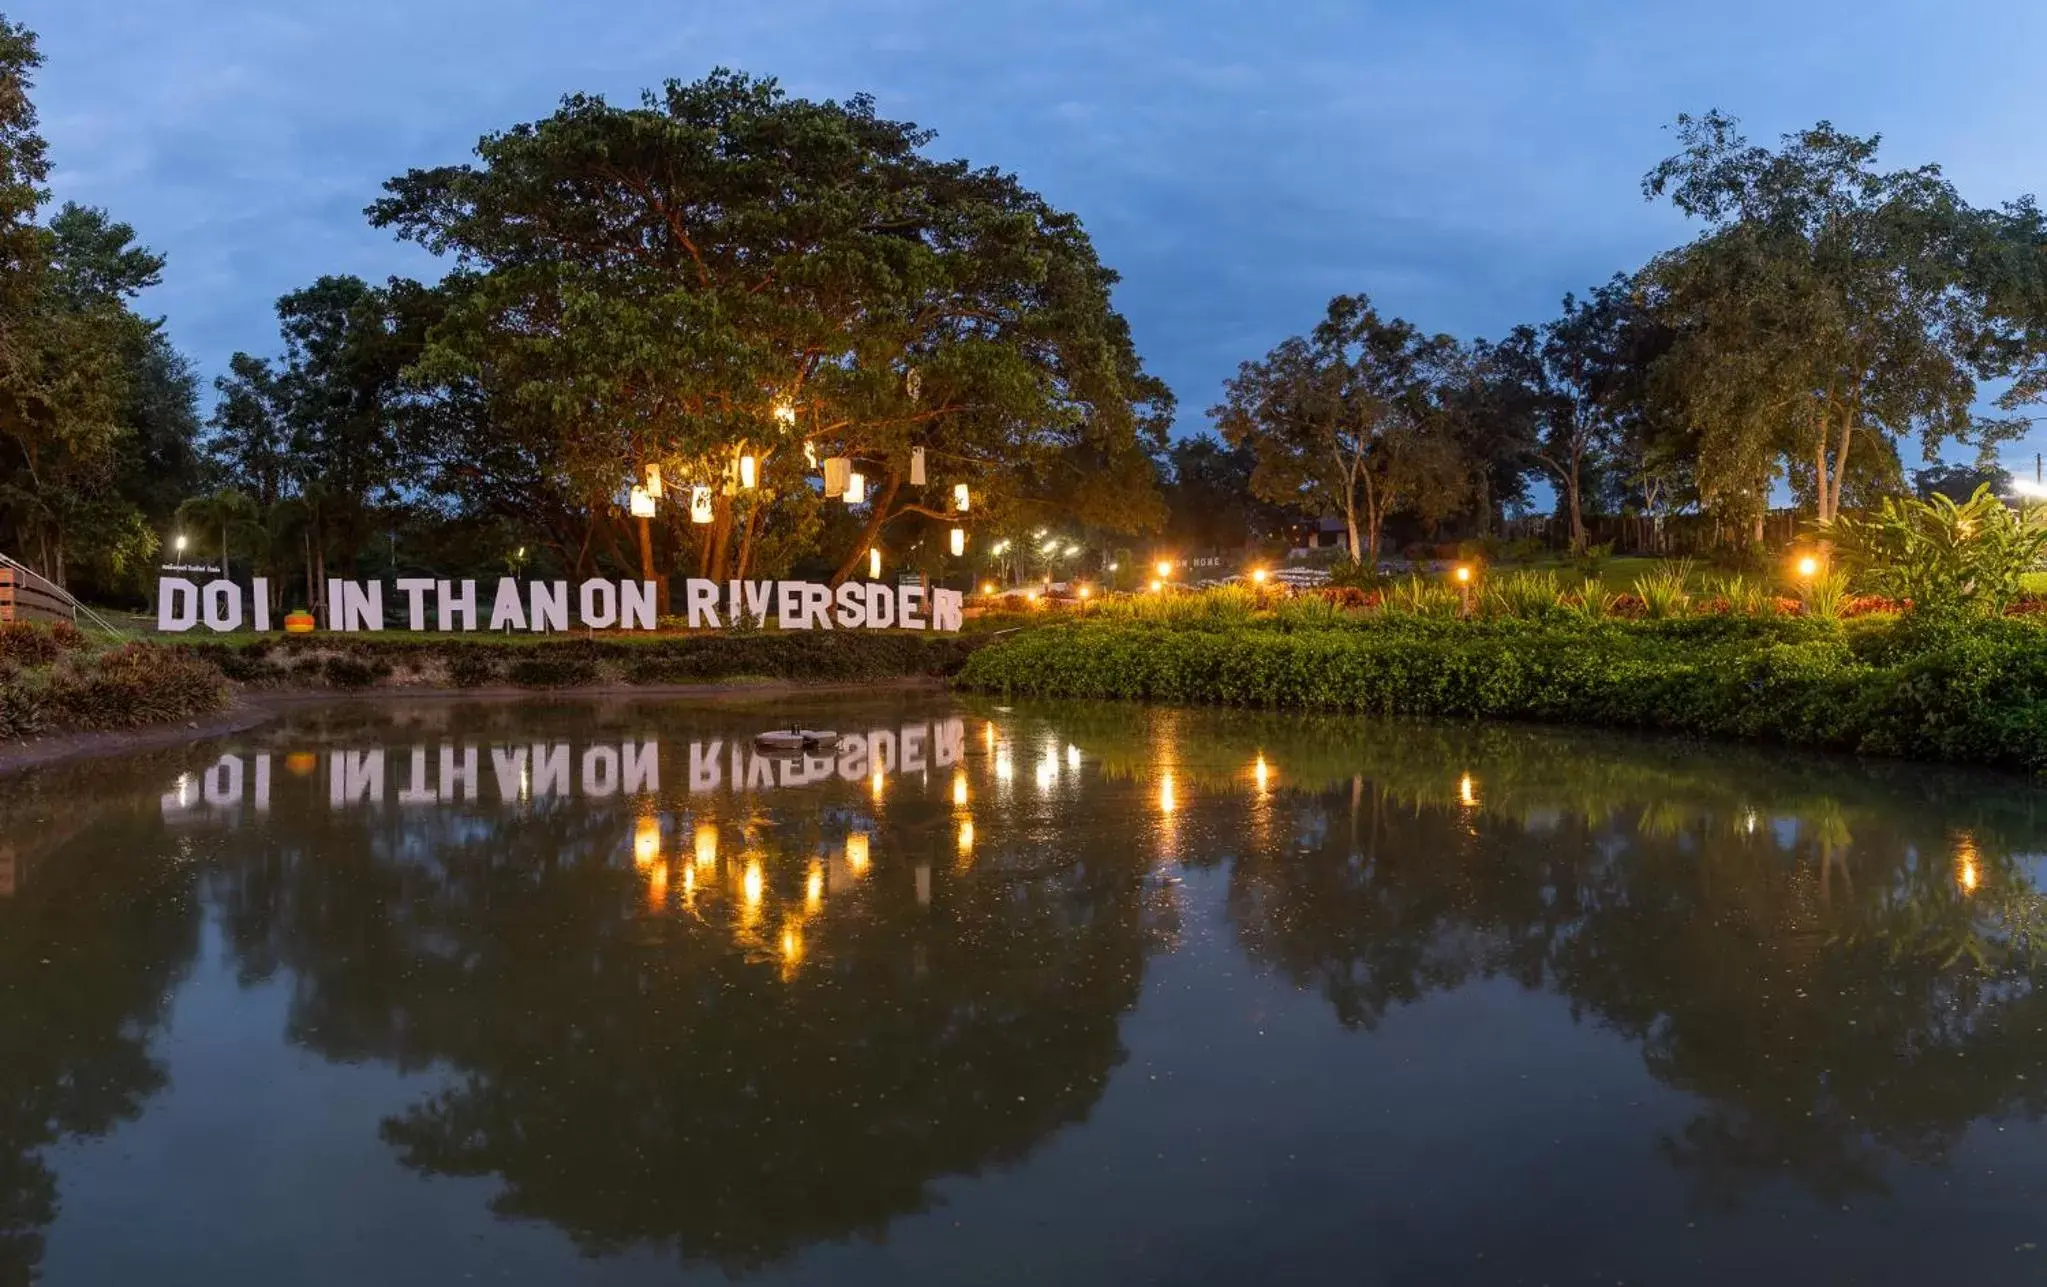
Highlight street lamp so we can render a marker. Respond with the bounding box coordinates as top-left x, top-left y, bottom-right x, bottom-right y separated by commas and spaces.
173, 534, 187, 555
